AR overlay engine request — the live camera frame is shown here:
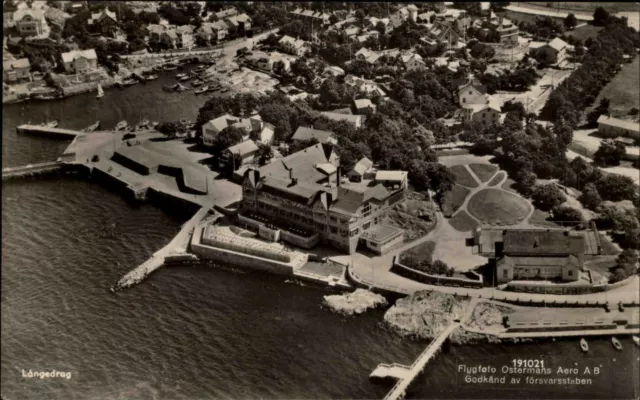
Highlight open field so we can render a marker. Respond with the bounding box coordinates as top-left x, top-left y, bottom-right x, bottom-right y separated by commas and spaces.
588, 55, 640, 119
467, 188, 532, 225
449, 211, 479, 232
441, 185, 471, 217
500, 178, 518, 193
497, 10, 564, 26
449, 165, 479, 188
488, 171, 506, 187
468, 163, 498, 183
565, 24, 603, 41
400, 240, 436, 265
528, 208, 561, 228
